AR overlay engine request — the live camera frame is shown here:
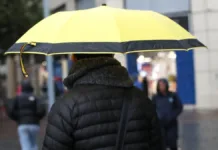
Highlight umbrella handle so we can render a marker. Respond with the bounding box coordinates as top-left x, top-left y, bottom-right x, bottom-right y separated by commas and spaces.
19, 42, 36, 78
